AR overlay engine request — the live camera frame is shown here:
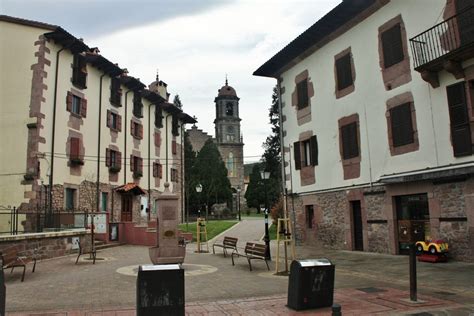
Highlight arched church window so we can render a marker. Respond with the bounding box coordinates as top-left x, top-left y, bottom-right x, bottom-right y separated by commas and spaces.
226, 102, 234, 116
